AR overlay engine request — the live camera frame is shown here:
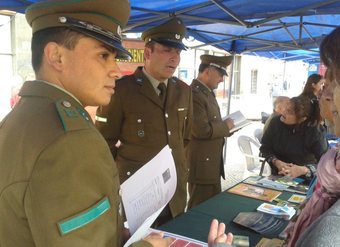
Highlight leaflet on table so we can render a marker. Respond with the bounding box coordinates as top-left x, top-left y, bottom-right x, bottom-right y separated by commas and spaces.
145, 228, 207, 247
243, 176, 308, 194
287, 194, 306, 204
257, 203, 296, 220
227, 183, 282, 202
145, 229, 251, 247
223, 110, 251, 133
255, 238, 285, 247
121, 145, 177, 247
